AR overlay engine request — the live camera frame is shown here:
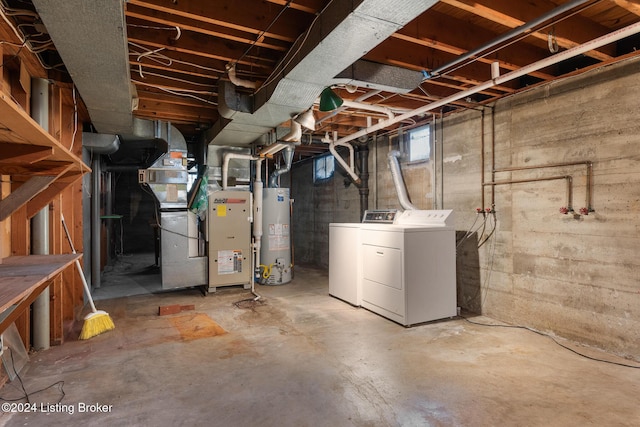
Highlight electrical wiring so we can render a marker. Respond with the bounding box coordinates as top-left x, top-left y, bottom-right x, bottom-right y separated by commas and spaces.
128, 41, 226, 75
255, 1, 332, 96
0, 348, 66, 404
480, 218, 497, 309
477, 211, 497, 248
459, 315, 640, 369
140, 184, 201, 241
456, 212, 483, 250
0, 4, 57, 69
69, 85, 78, 152
130, 79, 218, 106
127, 23, 181, 41
232, 0, 292, 66
131, 67, 216, 88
